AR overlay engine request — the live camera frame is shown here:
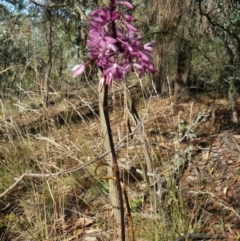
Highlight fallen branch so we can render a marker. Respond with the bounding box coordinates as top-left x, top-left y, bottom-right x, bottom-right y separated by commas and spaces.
30, 0, 68, 8
124, 84, 153, 185
0, 129, 141, 198
175, 233, 216, 241
0, 67, 11, 75
187, 190, 240, 220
